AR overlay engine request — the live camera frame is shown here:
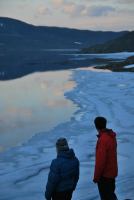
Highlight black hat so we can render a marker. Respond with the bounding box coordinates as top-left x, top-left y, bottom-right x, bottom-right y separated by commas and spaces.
56, 137, 69, 151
